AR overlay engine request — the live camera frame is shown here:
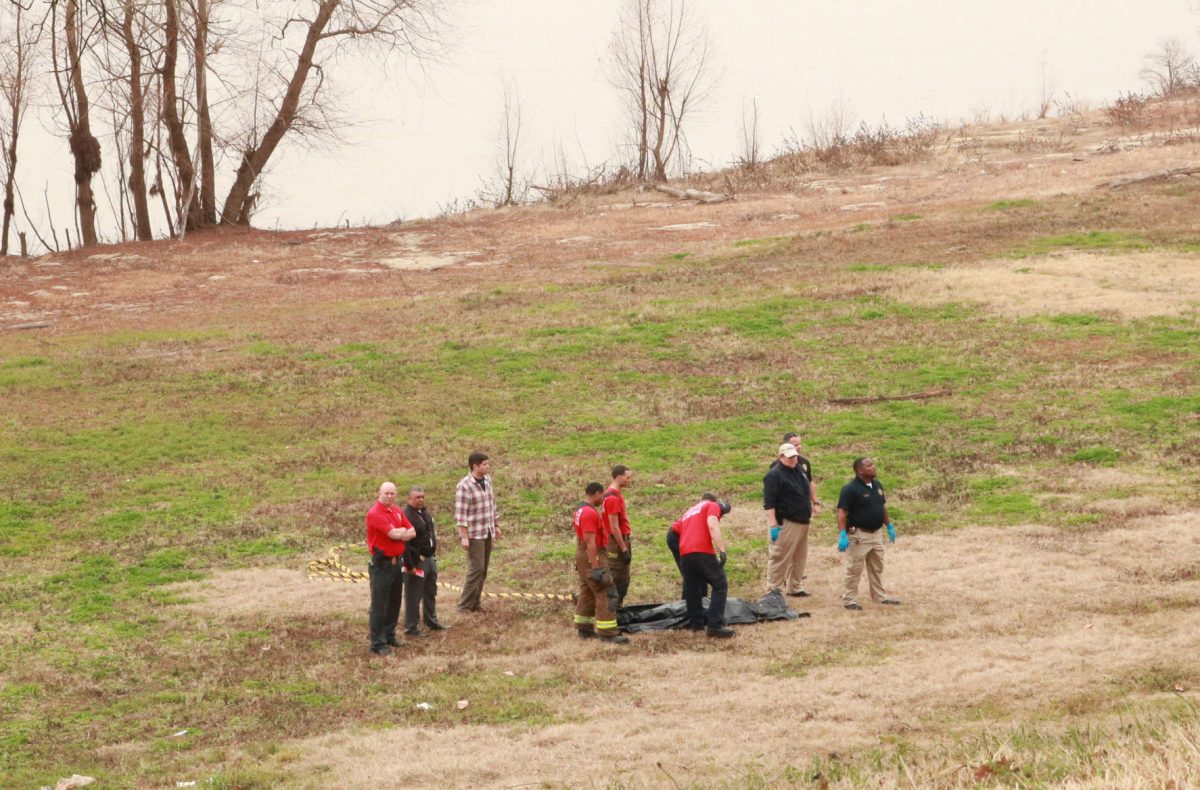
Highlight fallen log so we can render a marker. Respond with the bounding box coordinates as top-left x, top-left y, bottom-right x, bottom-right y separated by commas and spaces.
651, 184, 732, 204
3, 321, 54, 331
829, 388, 951, 406
1101, 165, 1200, 189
